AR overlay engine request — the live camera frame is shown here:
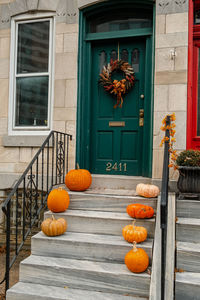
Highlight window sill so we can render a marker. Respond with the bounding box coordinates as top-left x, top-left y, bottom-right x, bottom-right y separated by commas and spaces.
2, 135, 49, 147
